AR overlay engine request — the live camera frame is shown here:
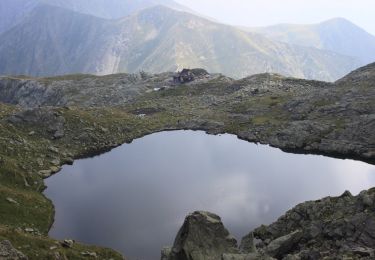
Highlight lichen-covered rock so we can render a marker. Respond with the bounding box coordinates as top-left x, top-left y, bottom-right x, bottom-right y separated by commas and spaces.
0, 240, 28, 260
164, 211, 239, 260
